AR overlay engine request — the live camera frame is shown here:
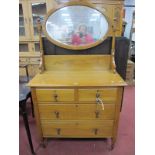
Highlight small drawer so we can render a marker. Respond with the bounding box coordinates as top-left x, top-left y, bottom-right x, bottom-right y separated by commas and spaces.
38, 104, 115, 120
36, 89, 74, 102
78, 88, 117, 102
41, 120, 114, 138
